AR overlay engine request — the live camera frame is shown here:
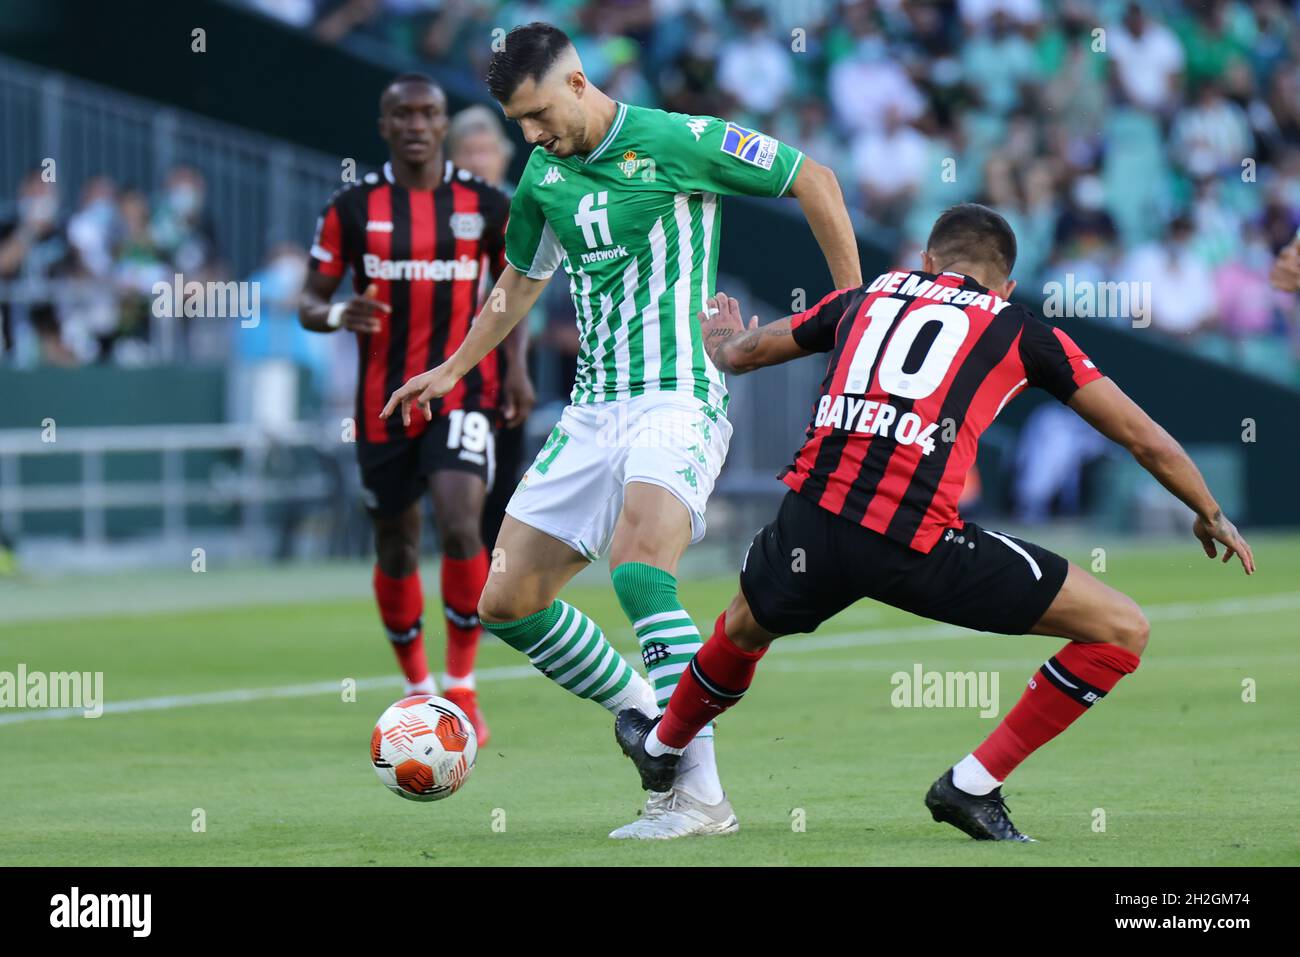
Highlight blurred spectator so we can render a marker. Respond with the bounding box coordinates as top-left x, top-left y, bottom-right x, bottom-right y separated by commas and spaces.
959, 11, 1039, 116
64, 177, 125, 362
1121, 215, 1217, 338
852, 106, 929, 226
111, 190, 170, 362
1107, 2, 1185, 114
0, 171, 75, 365
448, 104, 517, 188
1171, 81, 1254, 179
717, 3, 794, 122
1215, 225, 1284, 337
151, 166, 219, 279
1014, 403, 1109, 524
828, 15, 924, 136
234, 242, 332, 401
